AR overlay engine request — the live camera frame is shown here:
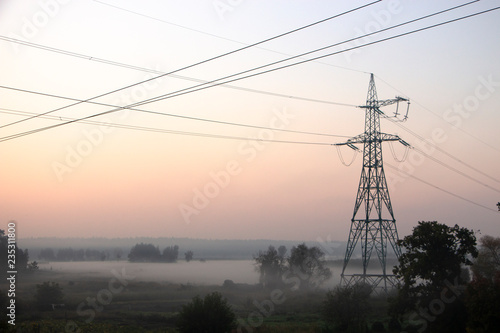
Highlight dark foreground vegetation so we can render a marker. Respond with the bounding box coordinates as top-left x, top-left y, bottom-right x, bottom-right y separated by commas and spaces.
1, 221, 499, 332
